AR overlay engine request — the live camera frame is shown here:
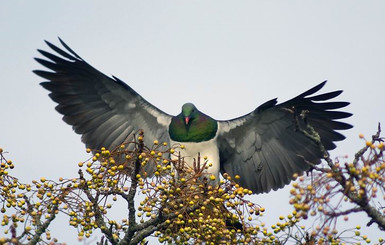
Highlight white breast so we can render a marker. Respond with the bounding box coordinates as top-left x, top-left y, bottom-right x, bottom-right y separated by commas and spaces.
170, 134, 220, 180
